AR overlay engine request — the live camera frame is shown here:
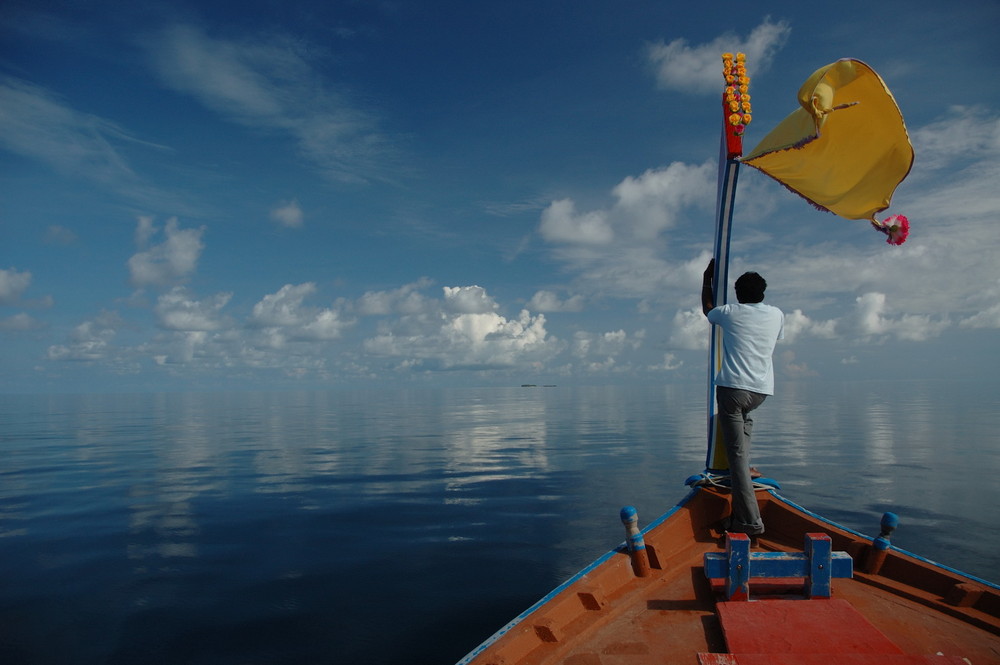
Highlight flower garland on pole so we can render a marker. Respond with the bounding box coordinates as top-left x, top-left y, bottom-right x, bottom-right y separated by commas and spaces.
721, 53, 751, 159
